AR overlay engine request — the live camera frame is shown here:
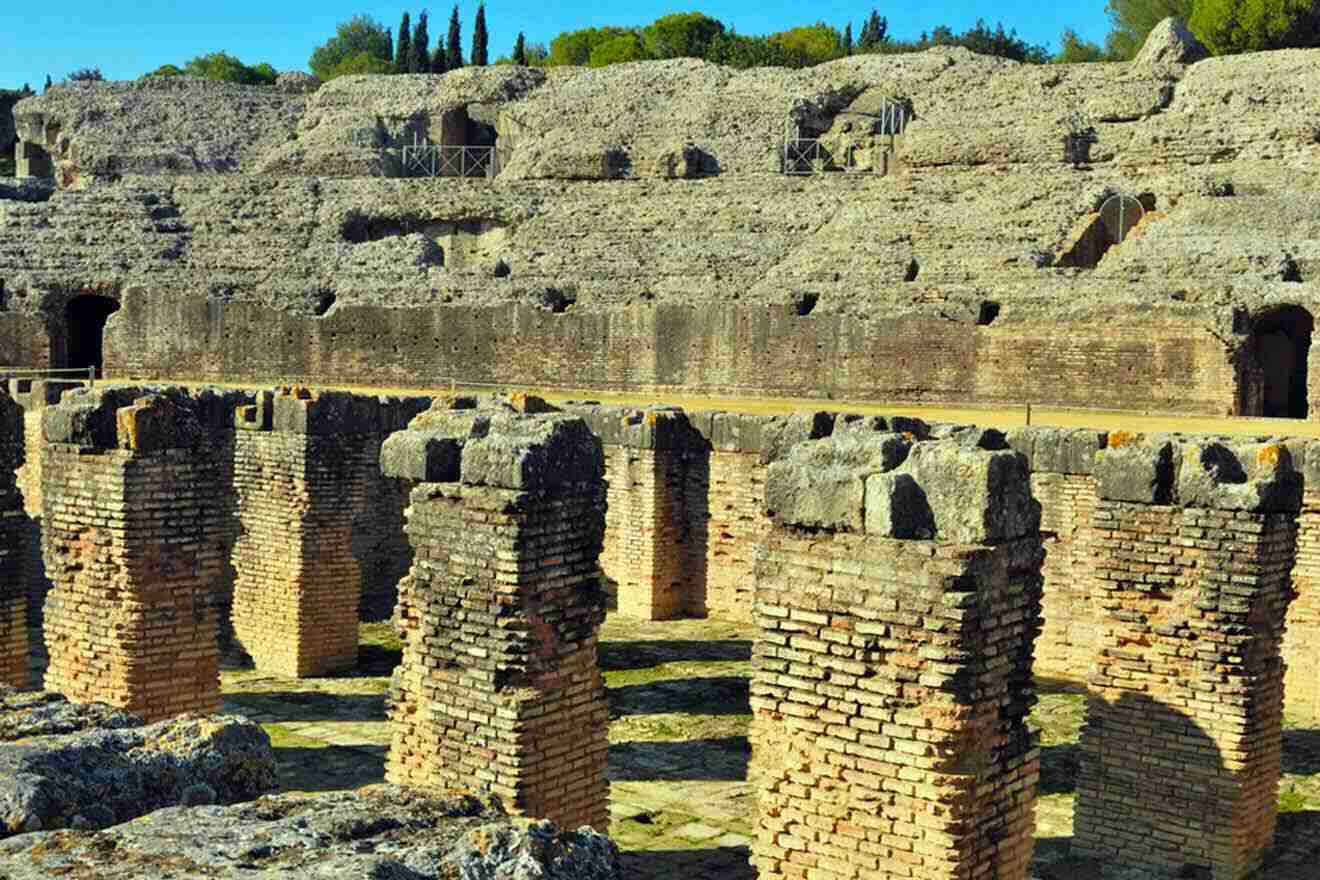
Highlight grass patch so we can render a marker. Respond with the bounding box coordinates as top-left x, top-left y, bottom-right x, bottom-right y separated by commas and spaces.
1279, 789, 1310, 813
262, 723, 327, 750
